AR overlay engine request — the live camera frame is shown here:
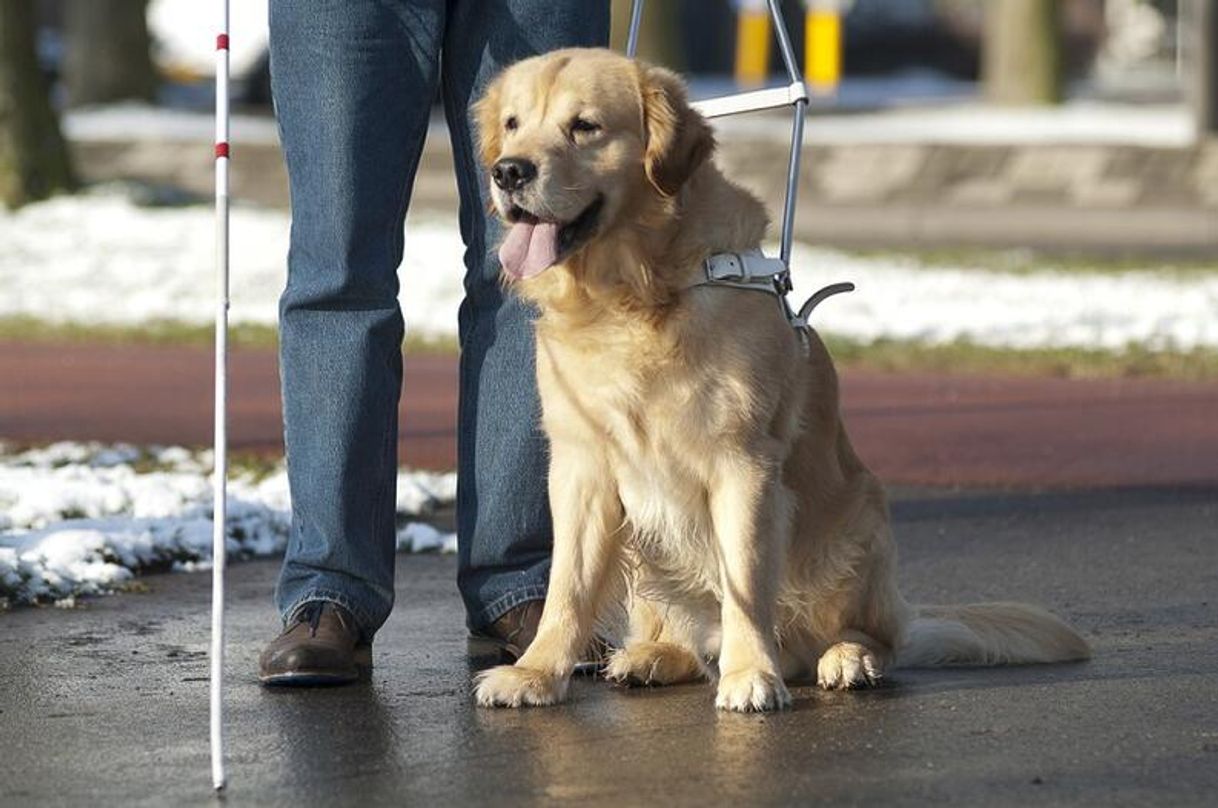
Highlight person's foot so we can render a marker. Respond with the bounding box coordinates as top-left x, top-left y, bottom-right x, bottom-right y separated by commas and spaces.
469, 599, 544, 663
468, 599, 608, 673
259, 601, 372, 686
